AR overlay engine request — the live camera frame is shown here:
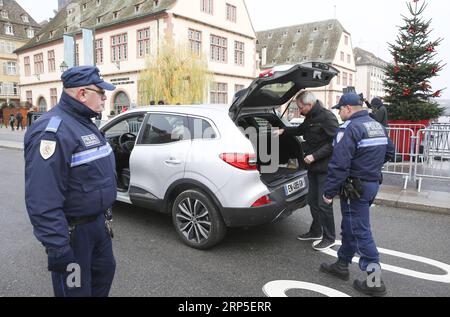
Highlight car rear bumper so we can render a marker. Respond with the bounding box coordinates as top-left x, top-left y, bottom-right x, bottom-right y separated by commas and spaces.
221, 185, 308, 228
